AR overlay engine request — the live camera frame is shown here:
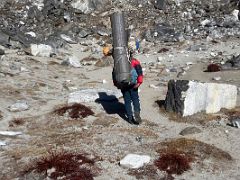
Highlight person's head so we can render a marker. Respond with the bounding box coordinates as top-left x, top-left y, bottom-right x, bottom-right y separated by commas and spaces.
129, 49, 134, 60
